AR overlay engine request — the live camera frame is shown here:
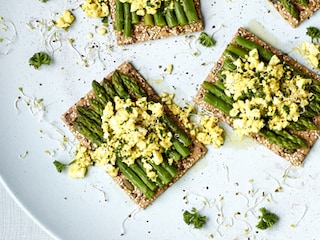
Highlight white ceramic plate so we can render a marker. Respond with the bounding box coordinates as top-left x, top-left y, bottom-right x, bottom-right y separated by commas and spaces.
1, 1, 320, 239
